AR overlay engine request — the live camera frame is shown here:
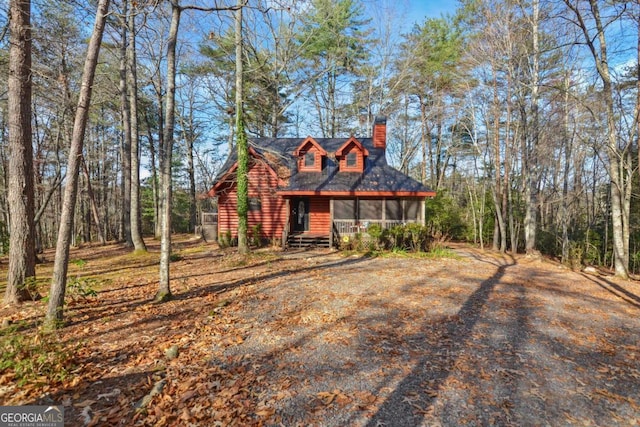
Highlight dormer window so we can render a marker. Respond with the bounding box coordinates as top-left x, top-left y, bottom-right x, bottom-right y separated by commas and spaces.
294, 137, 326, 172
346, 152, 357, 167
336, 137, 369, 173
305, 151, 315, 167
